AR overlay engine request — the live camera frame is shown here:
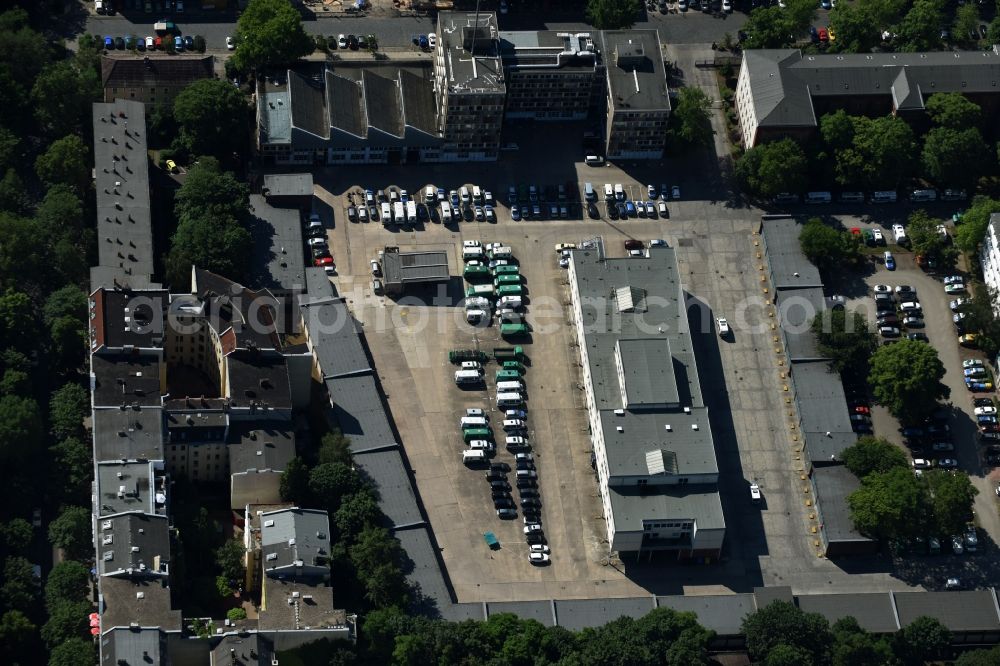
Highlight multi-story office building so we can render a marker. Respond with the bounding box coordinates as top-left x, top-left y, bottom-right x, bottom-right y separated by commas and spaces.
567, 248, 725, 559
603, 30, 671, 160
